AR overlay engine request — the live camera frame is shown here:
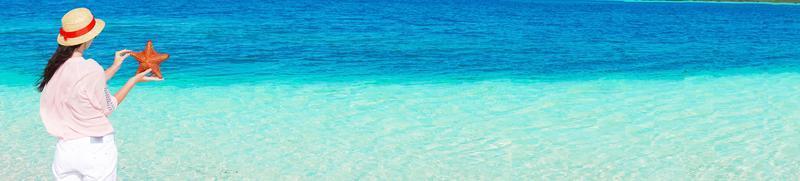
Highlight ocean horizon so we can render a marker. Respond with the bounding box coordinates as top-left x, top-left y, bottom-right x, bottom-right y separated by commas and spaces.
2, 0, 800, 179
